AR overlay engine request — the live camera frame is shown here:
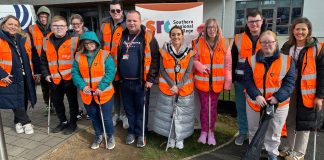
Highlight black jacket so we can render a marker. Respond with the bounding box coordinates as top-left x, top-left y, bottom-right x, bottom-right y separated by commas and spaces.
231, 20, 267, 82
281, 37, 324, 131
117, 25, 160, 84
0, 30, 36, 109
